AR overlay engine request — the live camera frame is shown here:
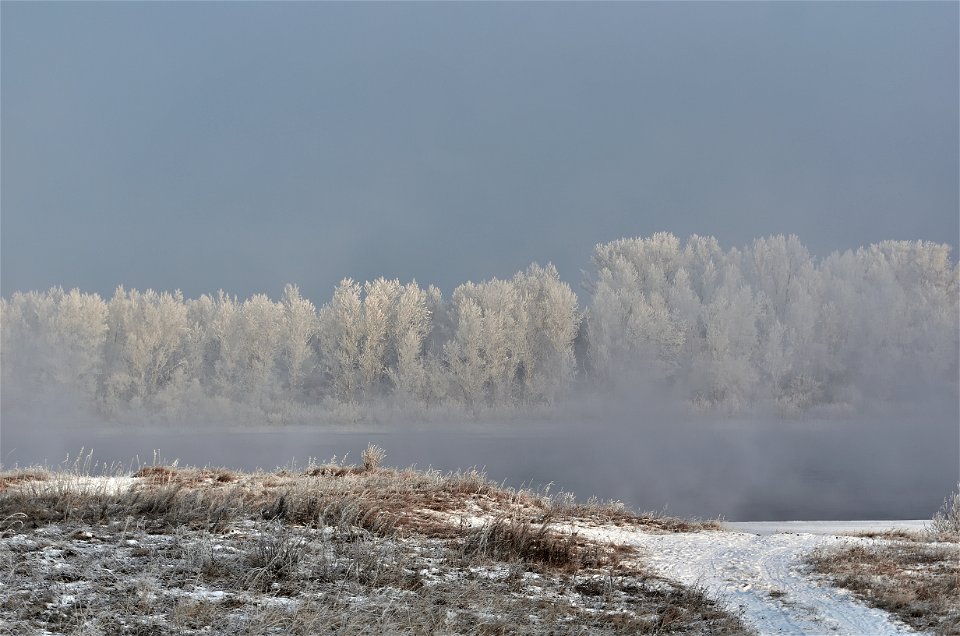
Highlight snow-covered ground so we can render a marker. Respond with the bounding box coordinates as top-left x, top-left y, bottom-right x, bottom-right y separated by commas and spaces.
24, 475, 138, 496
574, 521, 930, 635
440, 512, 934, 634
2, 471, 945, 635
726, 520, 930, 536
